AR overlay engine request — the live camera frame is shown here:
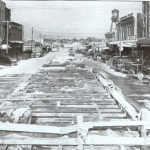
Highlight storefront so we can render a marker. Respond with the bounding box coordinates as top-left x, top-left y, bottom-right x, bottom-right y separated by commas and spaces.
9, 41, 23, 60
136, 37, 150, 64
